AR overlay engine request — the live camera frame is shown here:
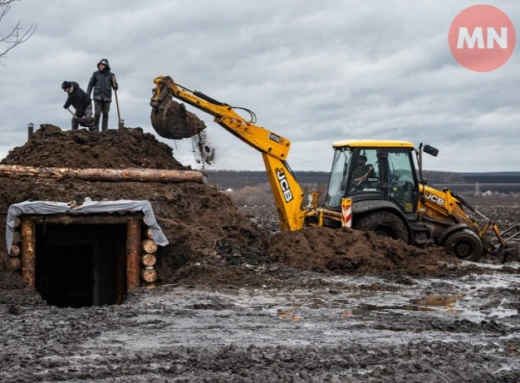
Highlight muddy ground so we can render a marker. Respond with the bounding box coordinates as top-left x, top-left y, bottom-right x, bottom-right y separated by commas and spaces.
1, 261, 519, 382
1, 203, 520, 382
